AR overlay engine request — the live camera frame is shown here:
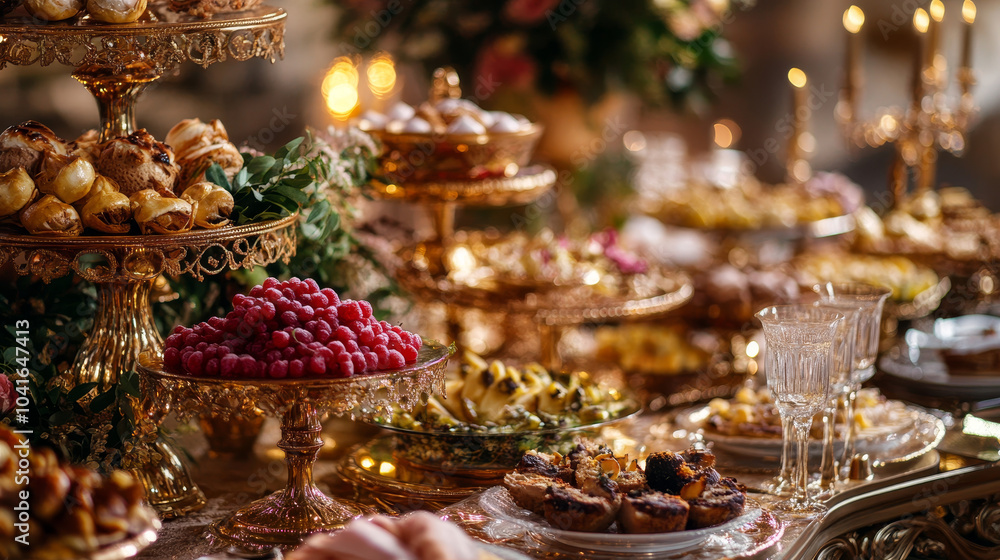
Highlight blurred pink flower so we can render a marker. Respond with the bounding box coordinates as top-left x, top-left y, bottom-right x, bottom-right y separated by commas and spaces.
475, 37, 538, 93
0, 375, 14, 416
504, 0, 561, 24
